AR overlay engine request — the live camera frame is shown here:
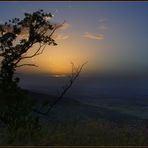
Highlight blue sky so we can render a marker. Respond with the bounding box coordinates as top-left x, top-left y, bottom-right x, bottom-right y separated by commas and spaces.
0, 1, 148, 76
